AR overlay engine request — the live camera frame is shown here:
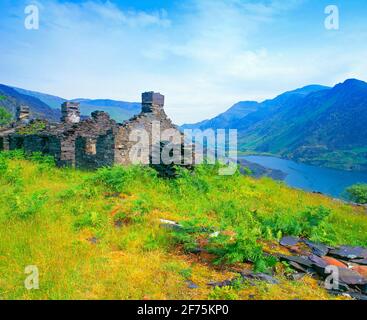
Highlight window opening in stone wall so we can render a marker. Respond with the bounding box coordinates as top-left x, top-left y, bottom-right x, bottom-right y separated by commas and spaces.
85, 138, 97, 155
